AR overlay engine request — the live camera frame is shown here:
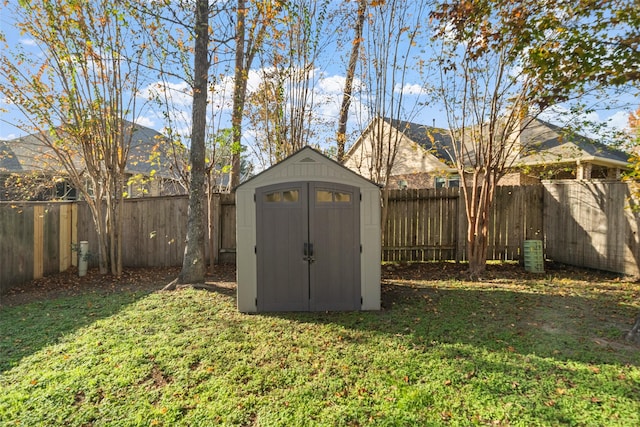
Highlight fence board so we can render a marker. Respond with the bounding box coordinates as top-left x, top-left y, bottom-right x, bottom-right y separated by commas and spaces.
43, 206, 61, 275
59, 204, 72, 271
382, 188, 461, 262
544, 181, 640, 276
0, 204, 33, 294
5, 181, 640, 294
219, 194, 237, 264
